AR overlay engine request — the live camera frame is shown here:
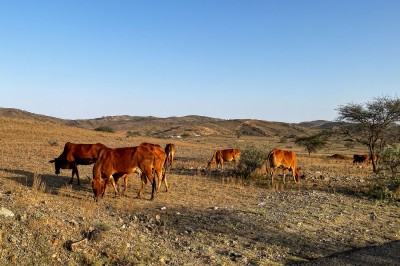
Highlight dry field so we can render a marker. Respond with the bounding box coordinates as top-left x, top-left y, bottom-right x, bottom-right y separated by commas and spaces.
0, 117, 399, 265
